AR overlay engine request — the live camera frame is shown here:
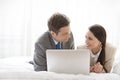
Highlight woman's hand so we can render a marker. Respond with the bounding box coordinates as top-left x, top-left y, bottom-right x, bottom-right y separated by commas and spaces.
90, 62, 103, 73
